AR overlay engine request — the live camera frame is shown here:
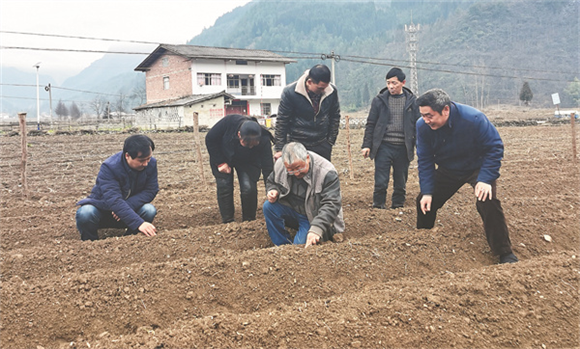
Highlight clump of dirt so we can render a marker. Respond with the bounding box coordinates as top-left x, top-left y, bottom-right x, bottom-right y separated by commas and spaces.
1, 114, 578, 349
